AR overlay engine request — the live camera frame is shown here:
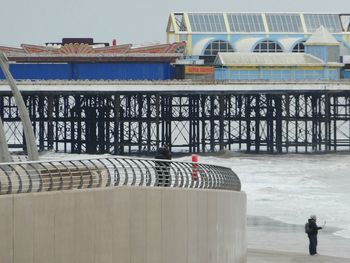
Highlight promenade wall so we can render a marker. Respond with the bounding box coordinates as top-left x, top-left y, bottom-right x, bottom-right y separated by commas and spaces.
0, 187, 246, 263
